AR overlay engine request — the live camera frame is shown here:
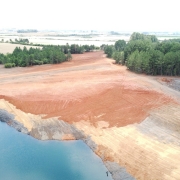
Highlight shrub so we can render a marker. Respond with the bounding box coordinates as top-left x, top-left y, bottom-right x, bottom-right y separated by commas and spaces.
4, 63, 15, 68
33, 60, 43, 65
42, 58, 49, 64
